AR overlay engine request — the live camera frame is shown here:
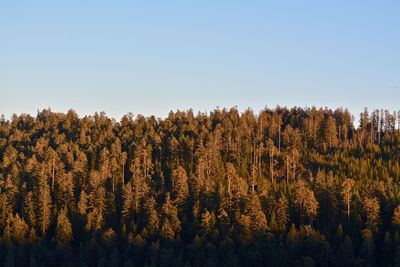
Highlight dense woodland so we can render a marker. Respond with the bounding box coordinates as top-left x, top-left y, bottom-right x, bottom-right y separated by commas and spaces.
0, 107, 400, 266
